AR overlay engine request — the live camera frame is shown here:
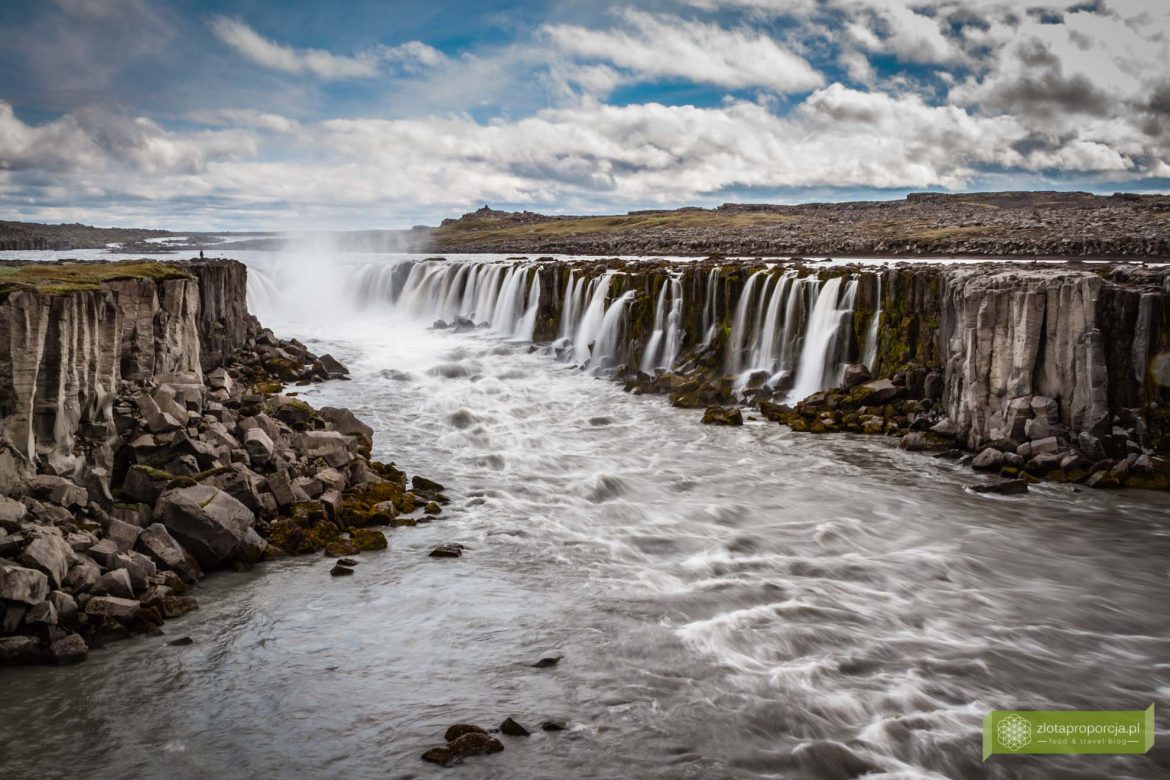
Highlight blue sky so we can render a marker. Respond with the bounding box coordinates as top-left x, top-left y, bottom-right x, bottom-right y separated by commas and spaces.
0, 0, 1167, 230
